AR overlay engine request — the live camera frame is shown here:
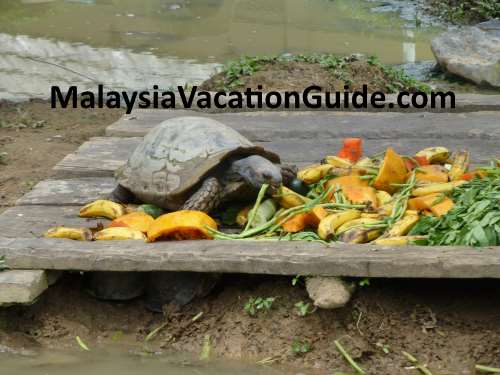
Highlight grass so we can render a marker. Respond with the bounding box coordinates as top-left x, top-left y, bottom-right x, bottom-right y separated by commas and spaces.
243, 297, 276, 316
427, 0, 500, 24
294, 301, 314, 317
215, 53, 429, 93
291, 338, 312, 355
